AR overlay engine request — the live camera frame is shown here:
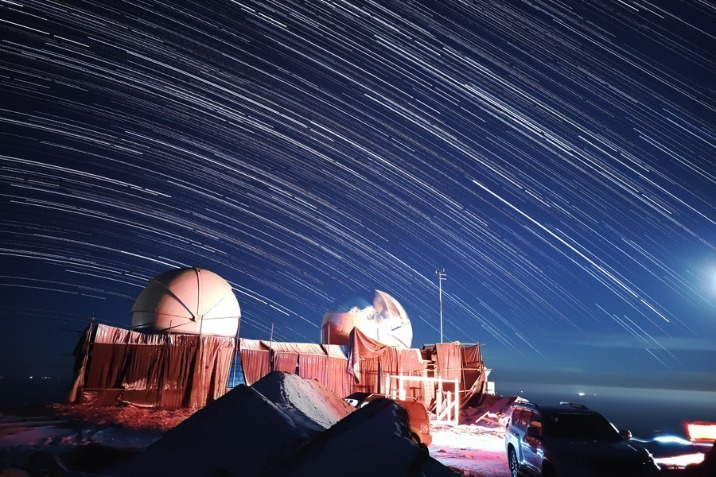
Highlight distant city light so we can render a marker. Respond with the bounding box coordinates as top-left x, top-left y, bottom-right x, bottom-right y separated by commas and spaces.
653, 453, 705, 469
686, 421, 716, 443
